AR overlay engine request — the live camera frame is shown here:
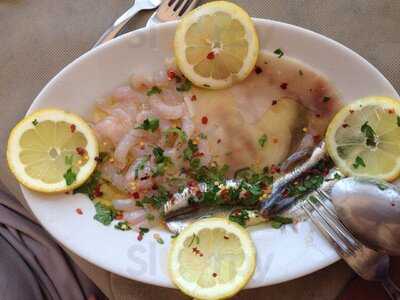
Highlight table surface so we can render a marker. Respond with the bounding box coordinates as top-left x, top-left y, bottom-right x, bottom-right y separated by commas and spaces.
1, 0, 399, 299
